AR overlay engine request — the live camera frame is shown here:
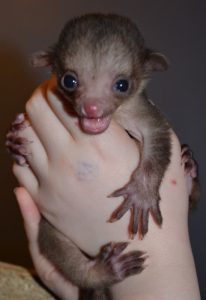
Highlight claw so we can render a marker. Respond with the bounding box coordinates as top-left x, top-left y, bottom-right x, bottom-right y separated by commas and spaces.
108, 198, 132, 223
98, 242, 128, 261
137, 208, 149, 239
10, 113, 28, 131
181, 144, 197, 177
12, 154, 29, 166
108, 187, 127, 198
13, 113, 26, 125
5, 113, 30, 166
150, 205, 162, 226
131, 206, 139, 238
112, 242, 128, 256
181, 144, 200, 209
